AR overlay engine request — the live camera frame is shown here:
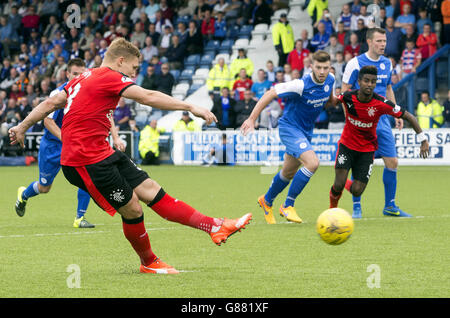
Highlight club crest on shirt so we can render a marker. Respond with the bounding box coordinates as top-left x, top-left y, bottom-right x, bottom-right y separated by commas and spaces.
324, 85, 330, 92
380, 63, 385, 70
122, 76, 133, 83
367, 107, 377, 117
